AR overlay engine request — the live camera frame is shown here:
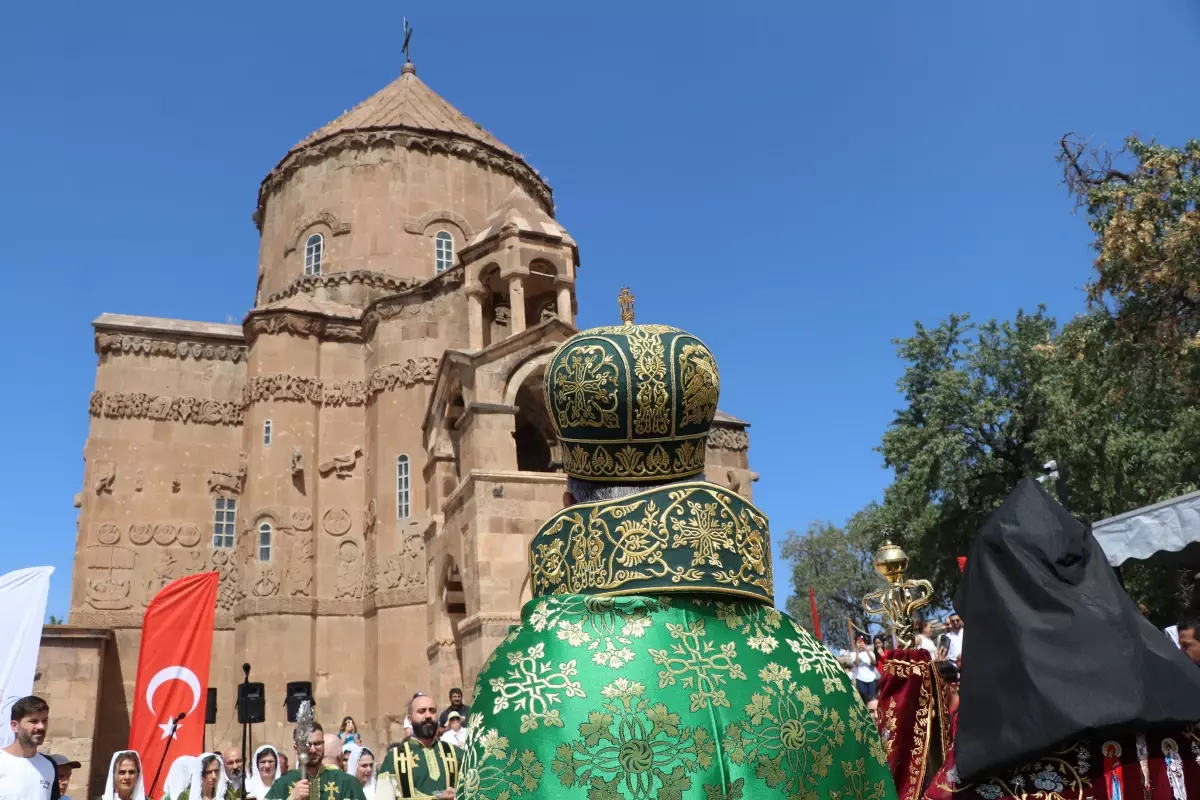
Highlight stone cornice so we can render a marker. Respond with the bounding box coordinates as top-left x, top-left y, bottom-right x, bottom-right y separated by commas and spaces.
440, 469, 567, 518
90, 390, 244, 426
706, 426, 750, 453
458, 611, 521, 638
242, 358, 440, 408
244, 310, 364, 345
96, 332, 248, 362
404, 209, 475, 237
265, 270, 420, 305
256, 129, 554, 231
